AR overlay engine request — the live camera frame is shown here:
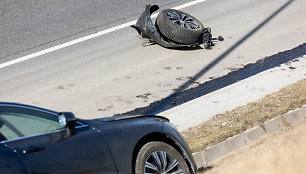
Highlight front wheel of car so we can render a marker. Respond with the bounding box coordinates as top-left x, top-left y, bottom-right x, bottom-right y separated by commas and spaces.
135, 141, 190, 174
